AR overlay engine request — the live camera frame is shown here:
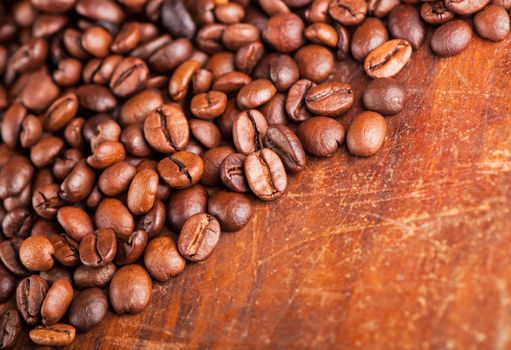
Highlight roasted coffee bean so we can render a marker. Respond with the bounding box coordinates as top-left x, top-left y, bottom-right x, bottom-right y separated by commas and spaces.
0, 309, 21, 350
305, 23, 338, 48
143, 104, 190, 153
352, 18, 389, 62
57, 206, 94, 242
29, 323, 76, 346
232, 110, 268, 155
263, 13, 304, 53
420, 1, 455, 25
237, 79, 277, 109
158, 151, 204, 189
30, 136, 64, 168
39, 265, 73, 286
64, 118, 85, 149
245, 148, 287, 201
60, 159, 96, 203
0, 156, 33, 200
76, 0, 125, 24
49, 234, 80, 267
144, 236, 186, 282
79, 229, 117, 268
305, 82, 354, 117
388, 5, 426, 50
131, 34, 172, 60
169, 59, 201, 101
99, 161, 136, 197
4, 183, 31, 212
161, 0, 196, 39
109, 57, 149, 97
16, 275, 48, 325
206, 51, 235, 78
297, 116, 345, 157
364, 39, 412, 78
222, 23, 260, 50
0, 265, 16, 303
76, 84, 117, 112
260, 93, 288, 125
2, 103, 27, 149
0, 241, 29, 277
120, 89, 163, 126
95, 199, 134, 241
178, 213, 220, 261
212, 71, 252, 94
136, 199, 166, 237
2, 208, 33, 239
269, 55, 300, 92
235, 41, 265, 74
121, 124, 154, 158
192, 69, 214, 94
363, 78, 406, 115
329, 0, 368, 26
111, 22, 141, 54
431, 20, 473, 57
190, 119, 222, 149
149, 38, 194, 73
41, 278, 73, 325
86, 185, 103, 210
68, 288, 109, 332
74, 263, 117, 289
81, 26, 113, 58
53, 58, 82, 87
208, 191, 254, 231
347, 111, 387, 156
335, 23, 351, 60
295, 44, 334, 83
8, 38, 48, 75
474, 5, 510, 41
115, 230, 148, 265
168, 185, 208, 231
87, 140, 126, 169
52, 149, 82, 180
264, 125, 306, 173
128, 169, 159, 215
19, 236, 54, 271
201, 146, 235, 186
218, 99, 240, 138
215, 2, 245, 23
109, 264, 152, 314
31, 218, 59, 238
83, 114, 113, 144
196, 23, 226, 54
286, 79, 316, 122
90, 119, 122, 151
445, 0, 490, 15
492, 0, 511, 8
191, 91, 228, 119
220, 153, 249, 193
